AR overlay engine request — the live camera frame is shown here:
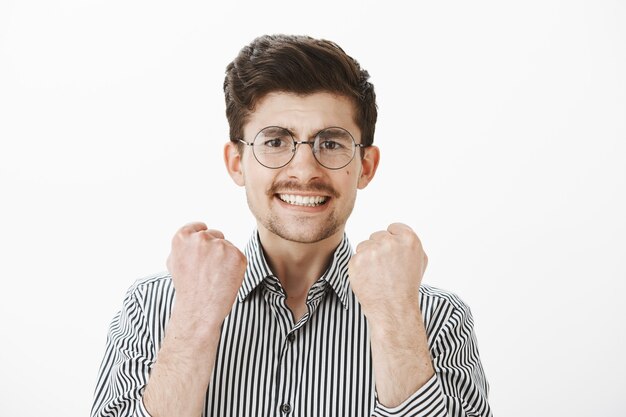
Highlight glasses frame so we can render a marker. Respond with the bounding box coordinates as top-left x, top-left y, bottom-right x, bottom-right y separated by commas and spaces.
237, 126, 367, 170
